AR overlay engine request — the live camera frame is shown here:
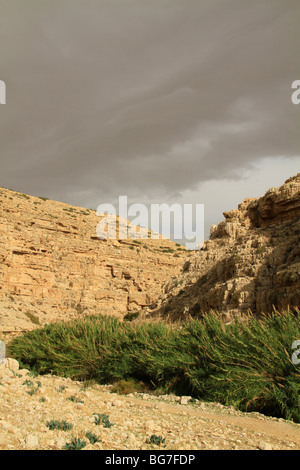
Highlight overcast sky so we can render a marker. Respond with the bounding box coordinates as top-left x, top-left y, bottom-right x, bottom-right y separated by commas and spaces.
0, 0, 299, 243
